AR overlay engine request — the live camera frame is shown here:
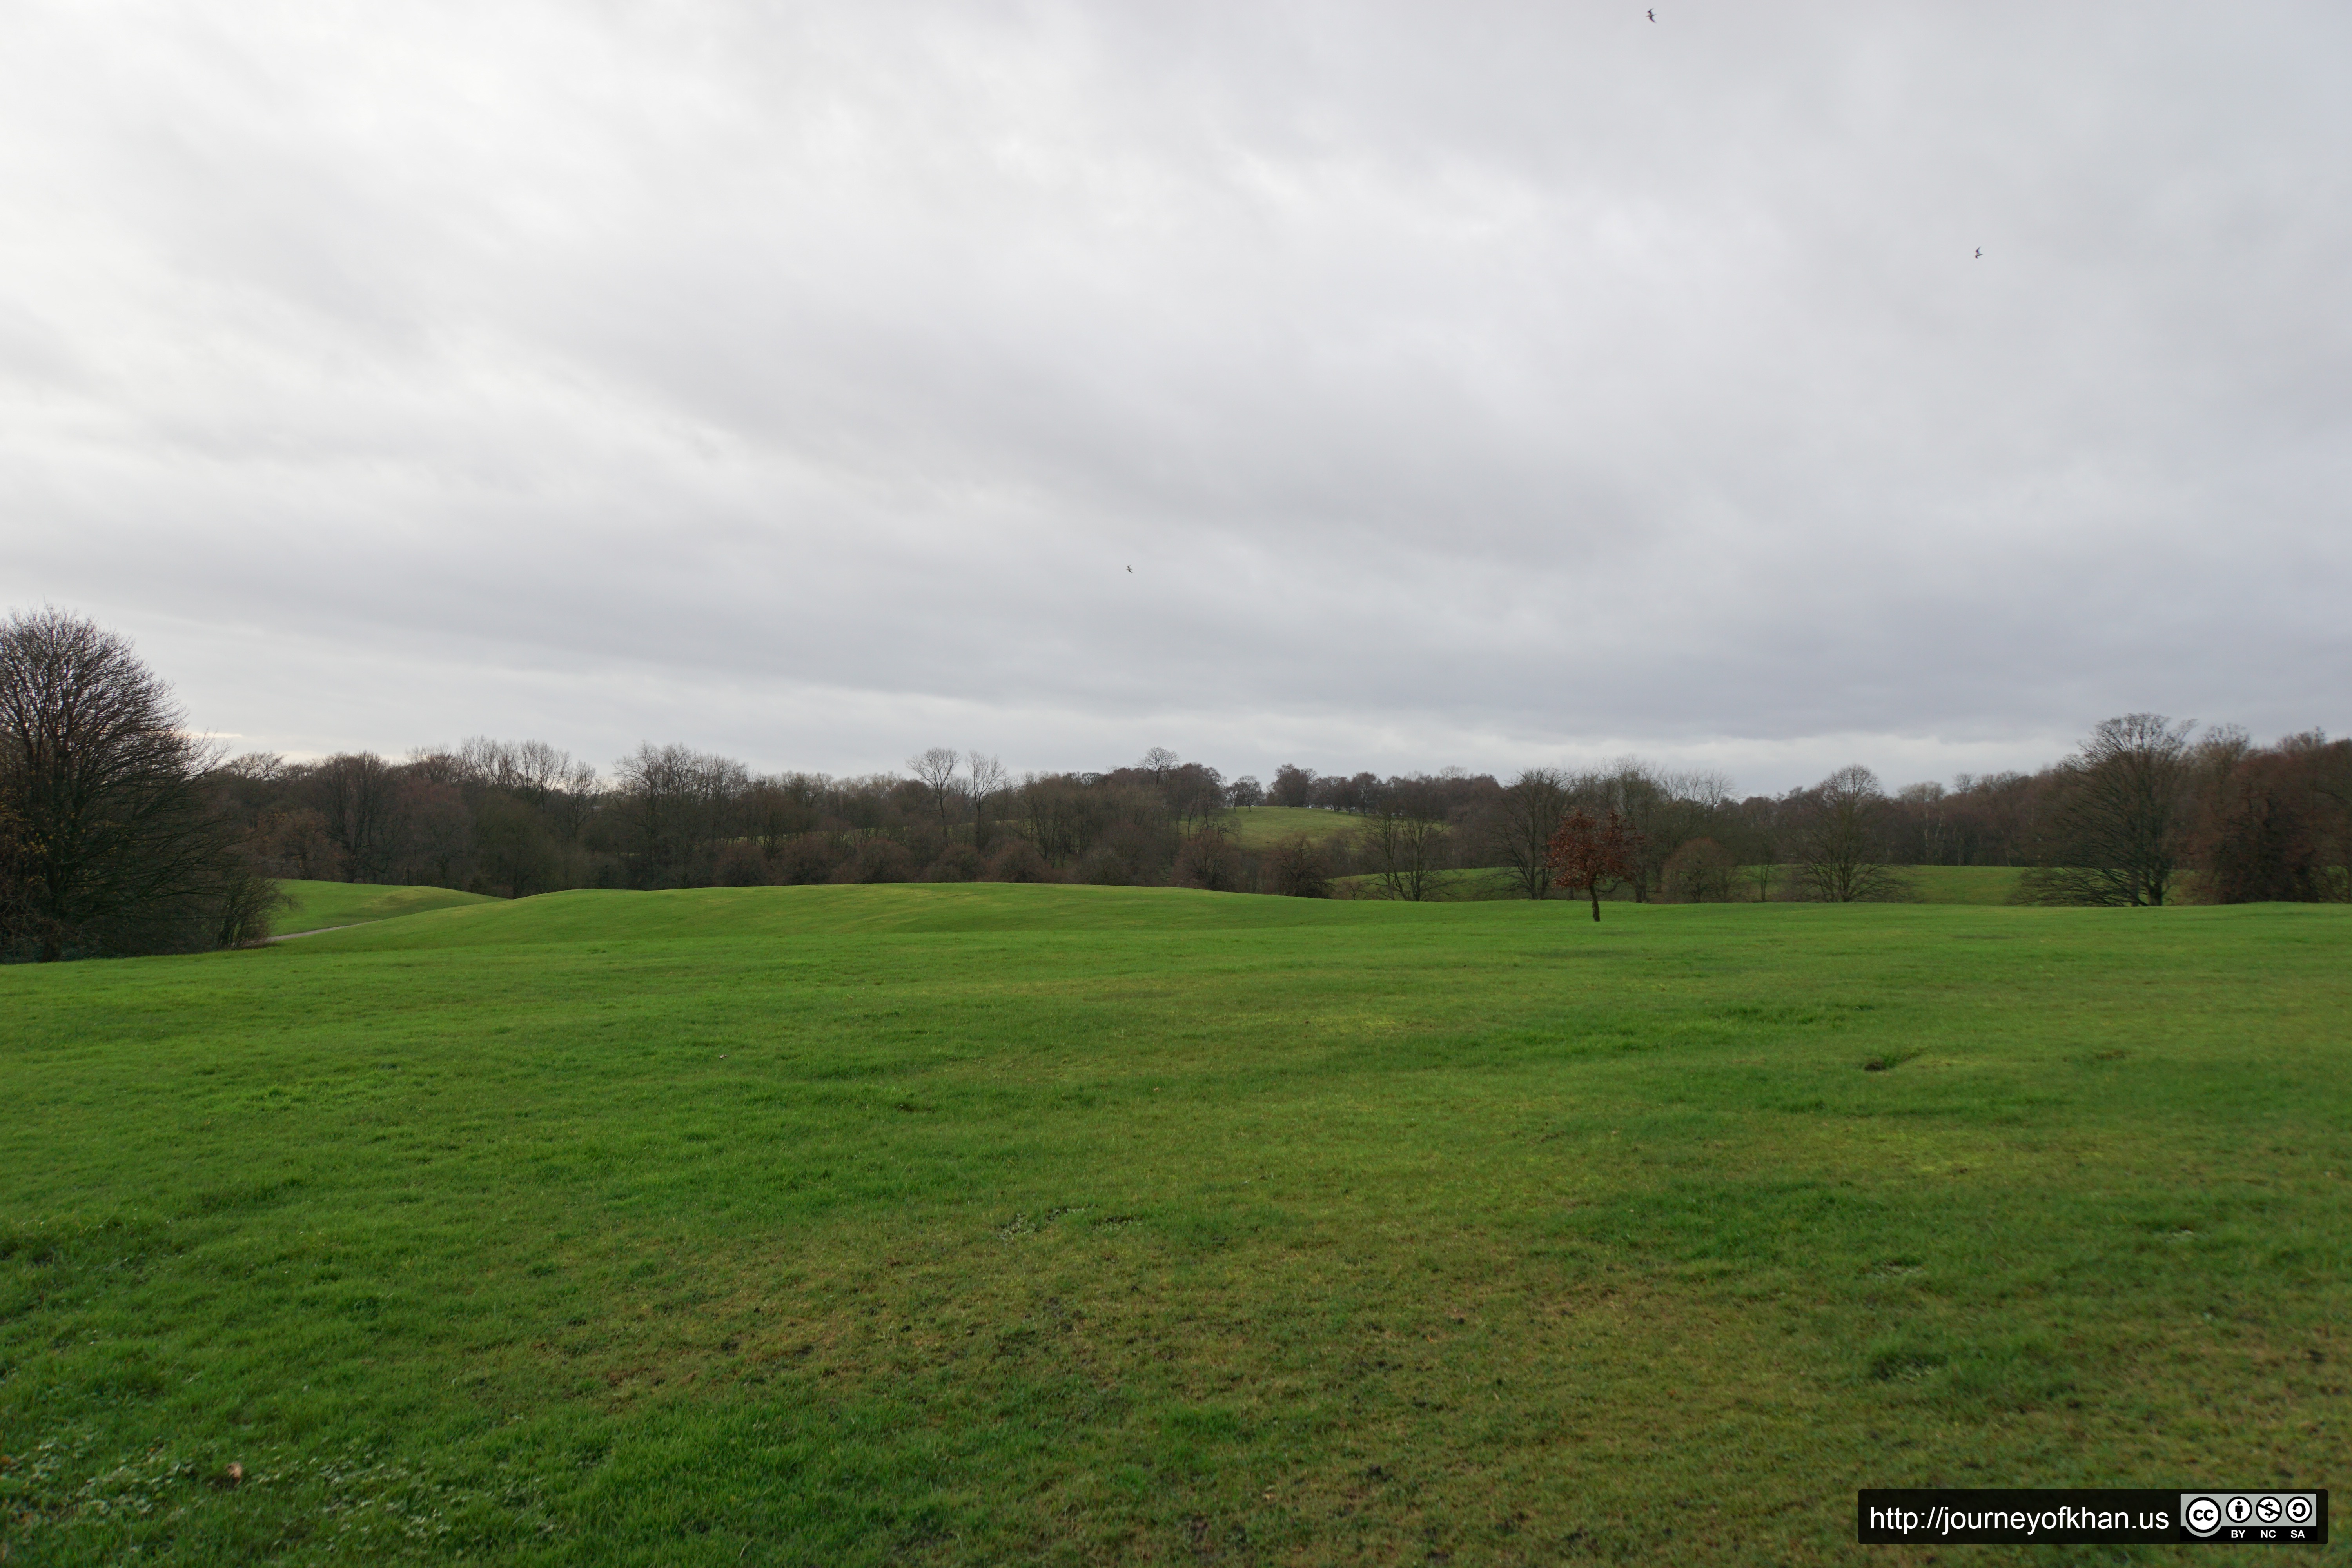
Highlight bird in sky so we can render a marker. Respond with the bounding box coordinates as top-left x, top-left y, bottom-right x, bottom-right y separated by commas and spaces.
1127, 565, 1133, 572
1647, 9, 1656, 19
1975, 247, 1982, 258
